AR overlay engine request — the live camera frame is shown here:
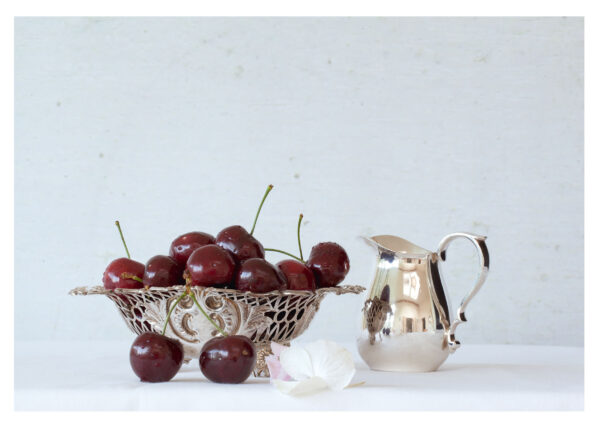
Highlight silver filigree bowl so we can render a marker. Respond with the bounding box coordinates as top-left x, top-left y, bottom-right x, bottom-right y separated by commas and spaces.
70, 284, 364, 376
